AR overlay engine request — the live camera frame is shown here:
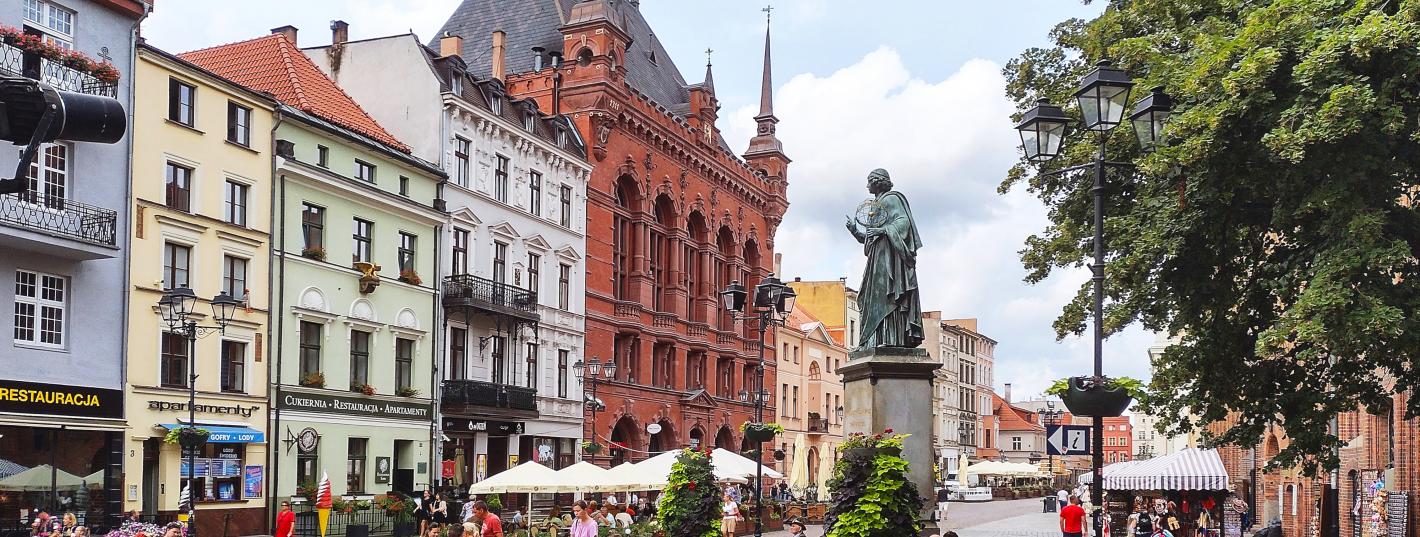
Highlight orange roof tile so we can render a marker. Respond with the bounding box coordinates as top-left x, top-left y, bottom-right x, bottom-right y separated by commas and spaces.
179, 34, 410, 154
993, 393, 1045, 433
